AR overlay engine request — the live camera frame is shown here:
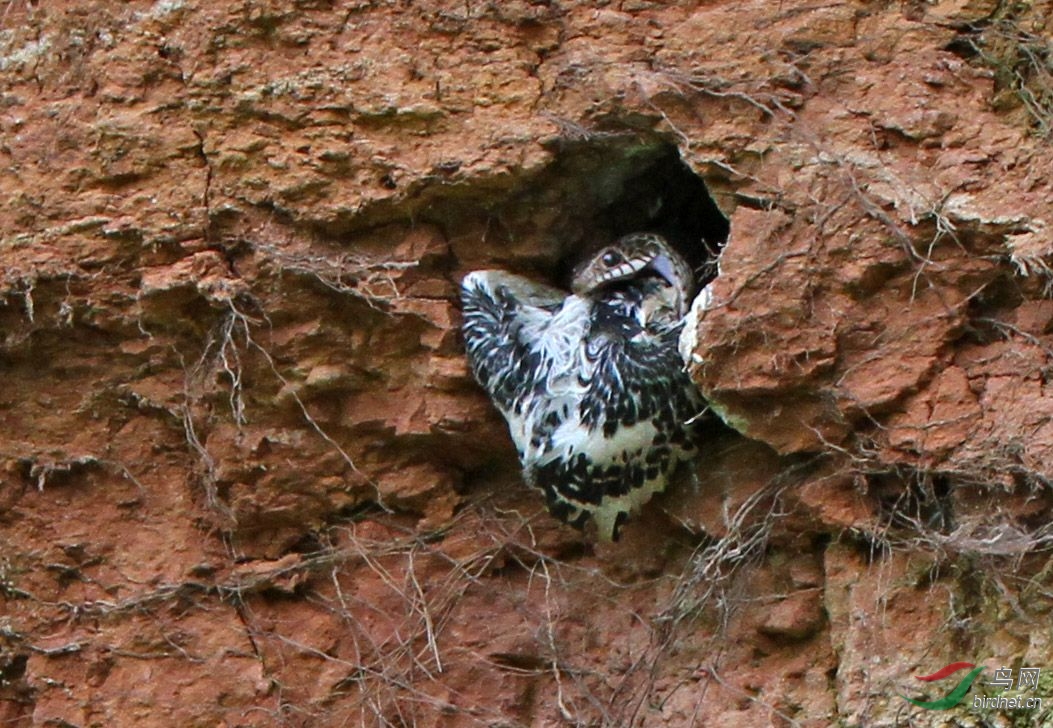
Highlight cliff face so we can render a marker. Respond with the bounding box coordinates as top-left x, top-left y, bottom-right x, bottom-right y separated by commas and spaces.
2, 1, 1052, 726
